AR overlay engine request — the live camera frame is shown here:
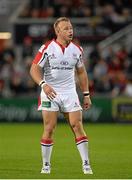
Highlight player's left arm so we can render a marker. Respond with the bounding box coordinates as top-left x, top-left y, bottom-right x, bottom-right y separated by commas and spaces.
76, 66, 92, 110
